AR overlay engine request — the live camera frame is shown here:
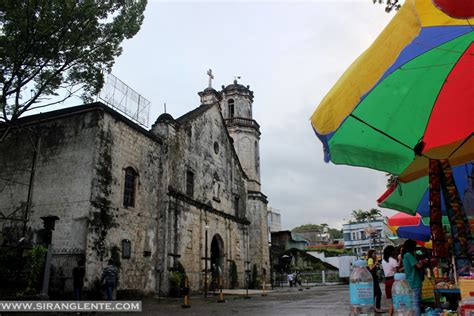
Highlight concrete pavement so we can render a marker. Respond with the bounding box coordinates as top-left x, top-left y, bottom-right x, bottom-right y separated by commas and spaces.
111, 284, 390, 316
